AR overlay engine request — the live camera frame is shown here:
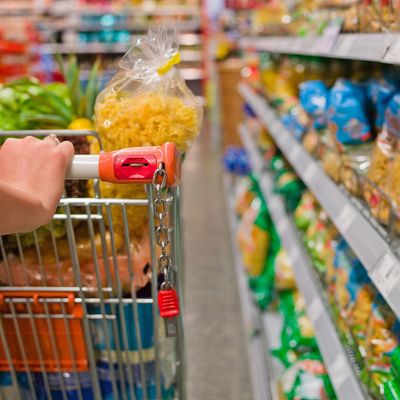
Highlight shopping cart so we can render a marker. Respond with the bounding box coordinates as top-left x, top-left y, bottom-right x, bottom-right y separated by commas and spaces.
0, 130, 185, 400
